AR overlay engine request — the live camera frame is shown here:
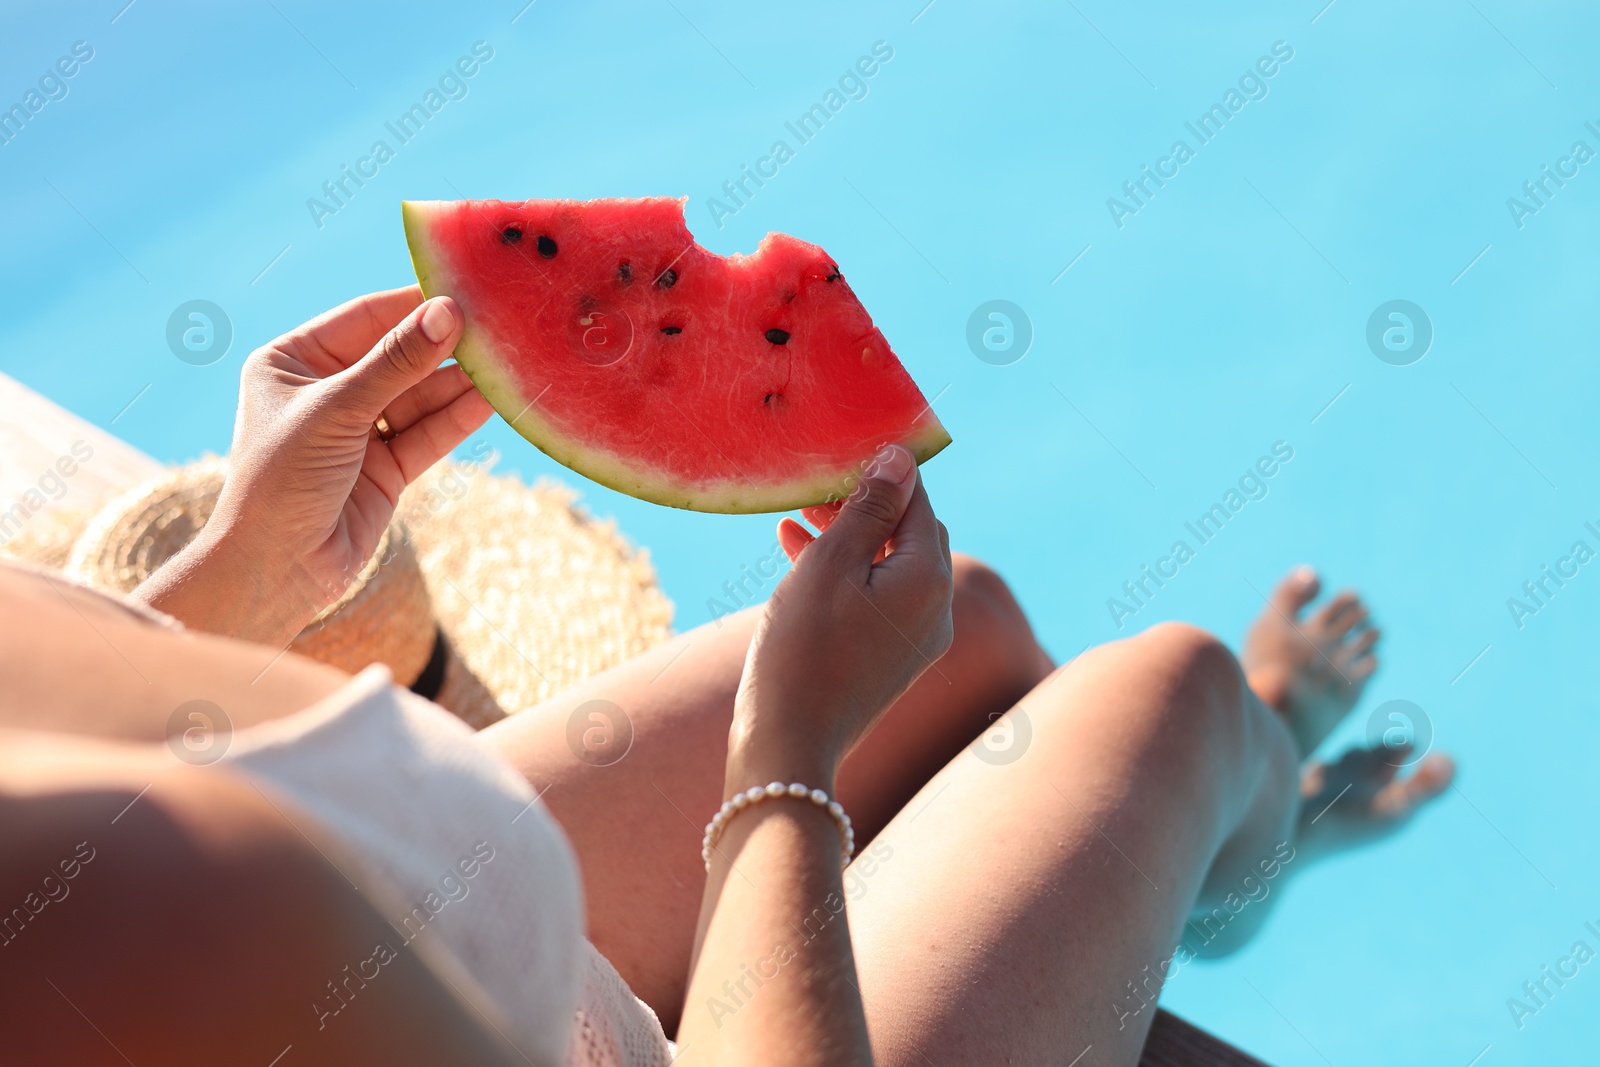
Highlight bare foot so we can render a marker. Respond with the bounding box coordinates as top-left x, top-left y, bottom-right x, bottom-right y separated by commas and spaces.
1189, 568, 1454, 954
1242, 565, 1379, 757
1297, 742, 1455, 856
1187, 742, 1456, 957
1241, 565, 1456, 855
